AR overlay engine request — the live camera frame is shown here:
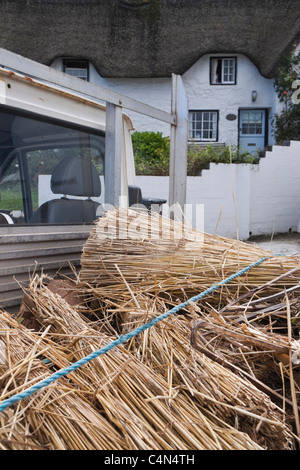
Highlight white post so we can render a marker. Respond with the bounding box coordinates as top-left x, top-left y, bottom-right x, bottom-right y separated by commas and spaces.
169, 74, 188, 219
105, 102, 123, 207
